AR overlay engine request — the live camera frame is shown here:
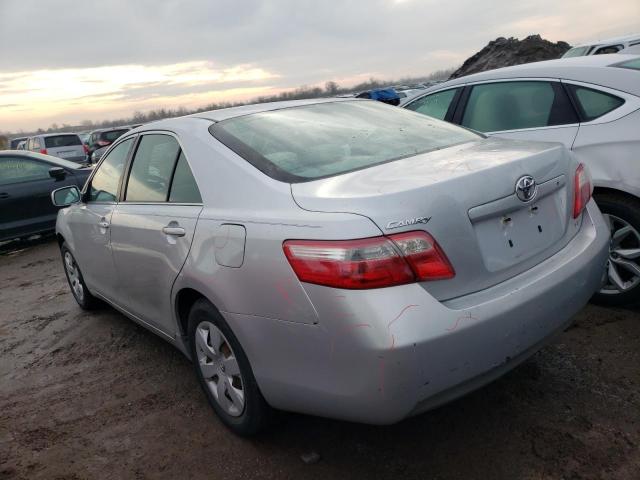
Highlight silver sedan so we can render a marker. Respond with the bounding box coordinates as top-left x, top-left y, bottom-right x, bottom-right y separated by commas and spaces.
52, 99, 609, 435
